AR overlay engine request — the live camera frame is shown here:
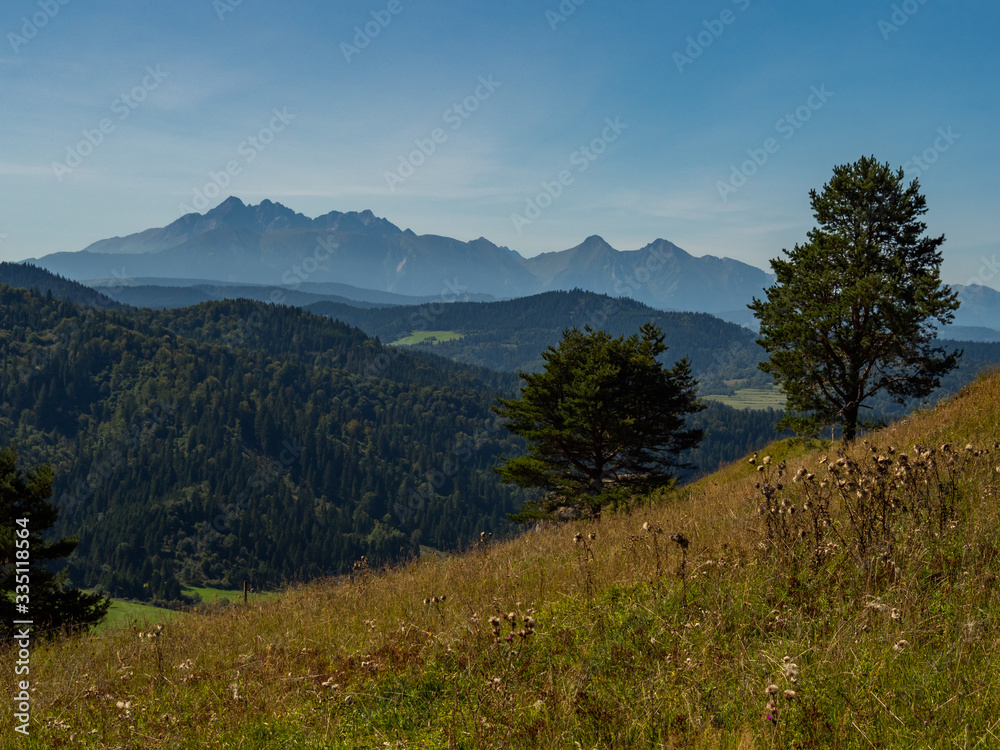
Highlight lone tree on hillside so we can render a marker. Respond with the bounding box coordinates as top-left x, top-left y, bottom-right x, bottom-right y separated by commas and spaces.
750, 156, 961, 442
493, 324, 704, 521
1, 444, 110, 640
